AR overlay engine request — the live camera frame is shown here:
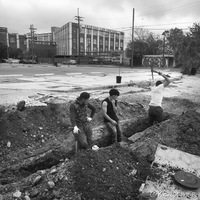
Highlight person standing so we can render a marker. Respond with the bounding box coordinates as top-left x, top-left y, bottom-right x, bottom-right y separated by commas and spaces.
148, 71, 171, 125
102, 89, 123, 144
70, 92, 96, 150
